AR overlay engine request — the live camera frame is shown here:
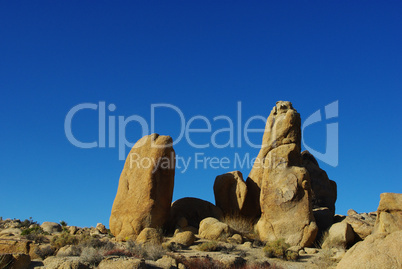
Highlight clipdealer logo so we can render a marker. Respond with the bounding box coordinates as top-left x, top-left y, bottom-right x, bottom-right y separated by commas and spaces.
64, 101, 339, 169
